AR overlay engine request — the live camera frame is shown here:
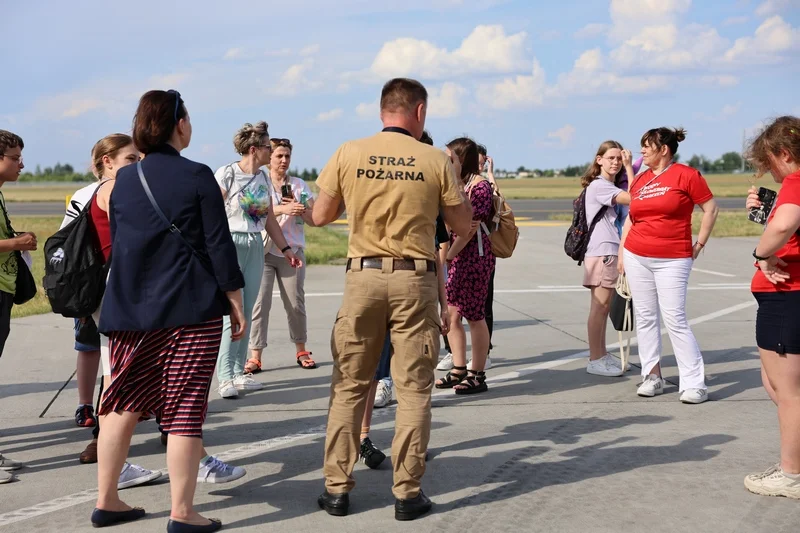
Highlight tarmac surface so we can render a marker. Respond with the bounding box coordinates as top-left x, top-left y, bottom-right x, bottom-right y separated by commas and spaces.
0, 224, 794, 533
6, 197, 746, 219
